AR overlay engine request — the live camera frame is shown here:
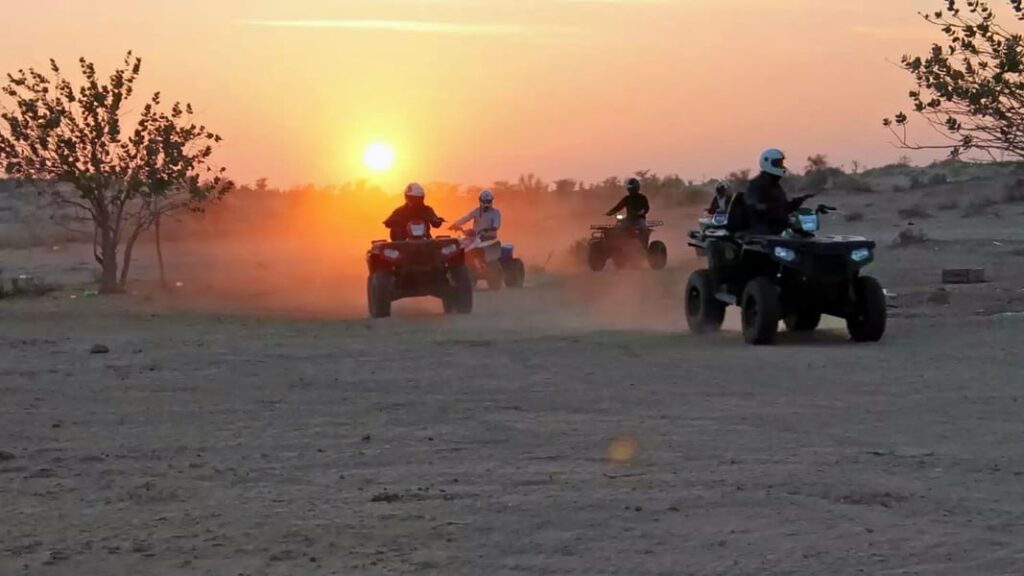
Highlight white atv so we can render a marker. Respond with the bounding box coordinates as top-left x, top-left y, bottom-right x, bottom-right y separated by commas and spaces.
455, 227, 526, 290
